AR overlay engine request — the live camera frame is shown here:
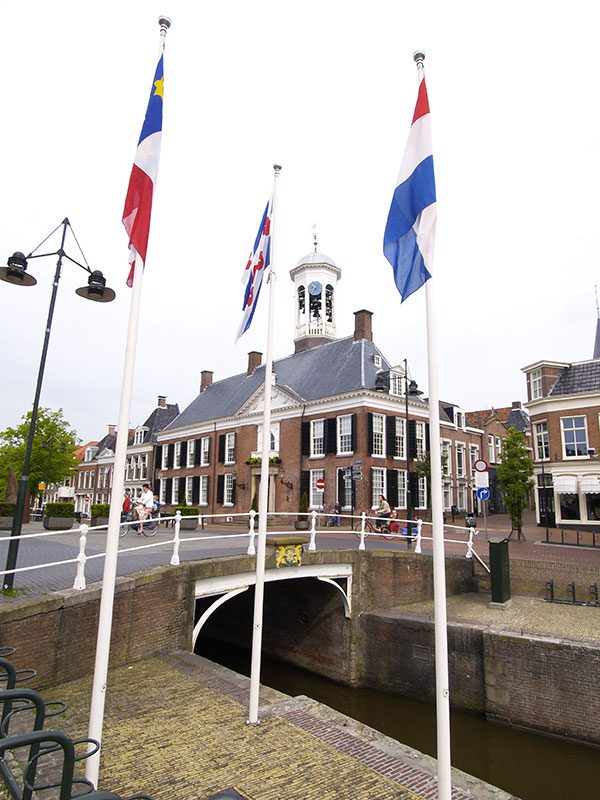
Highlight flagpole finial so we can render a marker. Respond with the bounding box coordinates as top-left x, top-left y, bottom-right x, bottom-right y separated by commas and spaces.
273, 163, 282, 175
413, 50, 425, 65
158, 15, 171, 50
